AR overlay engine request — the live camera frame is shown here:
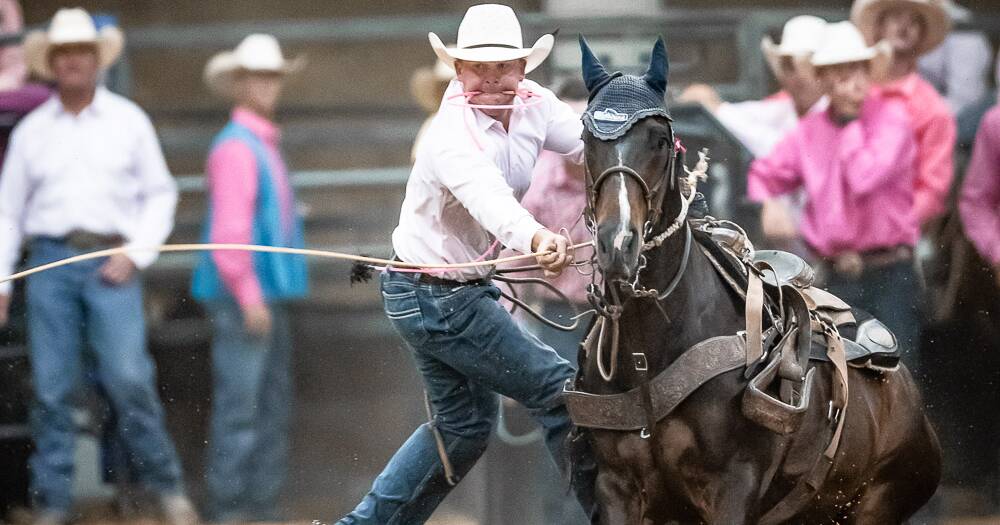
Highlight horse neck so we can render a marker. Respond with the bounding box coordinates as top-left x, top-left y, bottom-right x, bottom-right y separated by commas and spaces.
612, 226, 744, 388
